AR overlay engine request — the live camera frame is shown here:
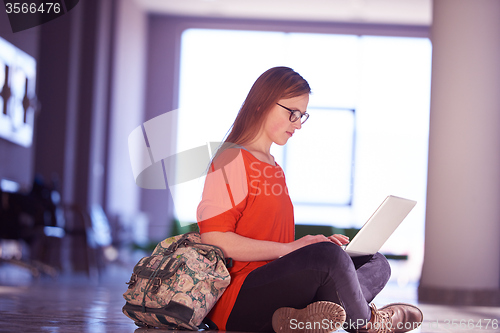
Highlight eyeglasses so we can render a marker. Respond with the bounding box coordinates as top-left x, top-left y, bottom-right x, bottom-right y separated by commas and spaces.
276, 103, 309, 124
